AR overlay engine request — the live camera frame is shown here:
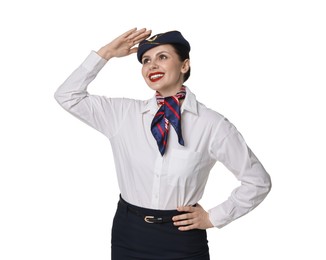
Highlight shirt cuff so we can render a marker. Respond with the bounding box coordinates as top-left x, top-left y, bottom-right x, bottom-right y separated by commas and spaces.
208, 207, 226, 229
208, 202, 237, 229
82, 51, 108, 72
